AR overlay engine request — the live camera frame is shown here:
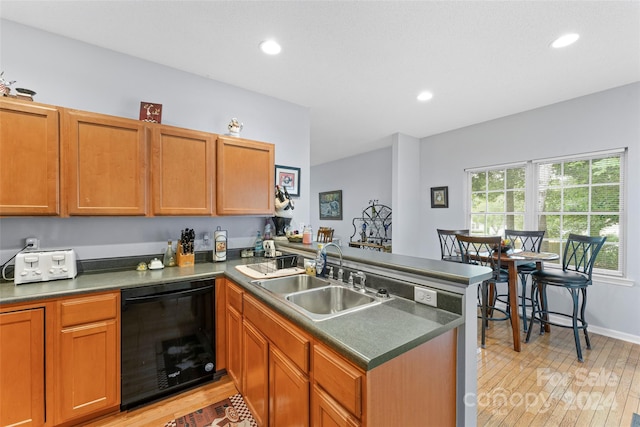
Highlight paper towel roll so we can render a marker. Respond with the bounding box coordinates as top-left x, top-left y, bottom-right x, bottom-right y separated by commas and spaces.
214, 226, 227, 262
